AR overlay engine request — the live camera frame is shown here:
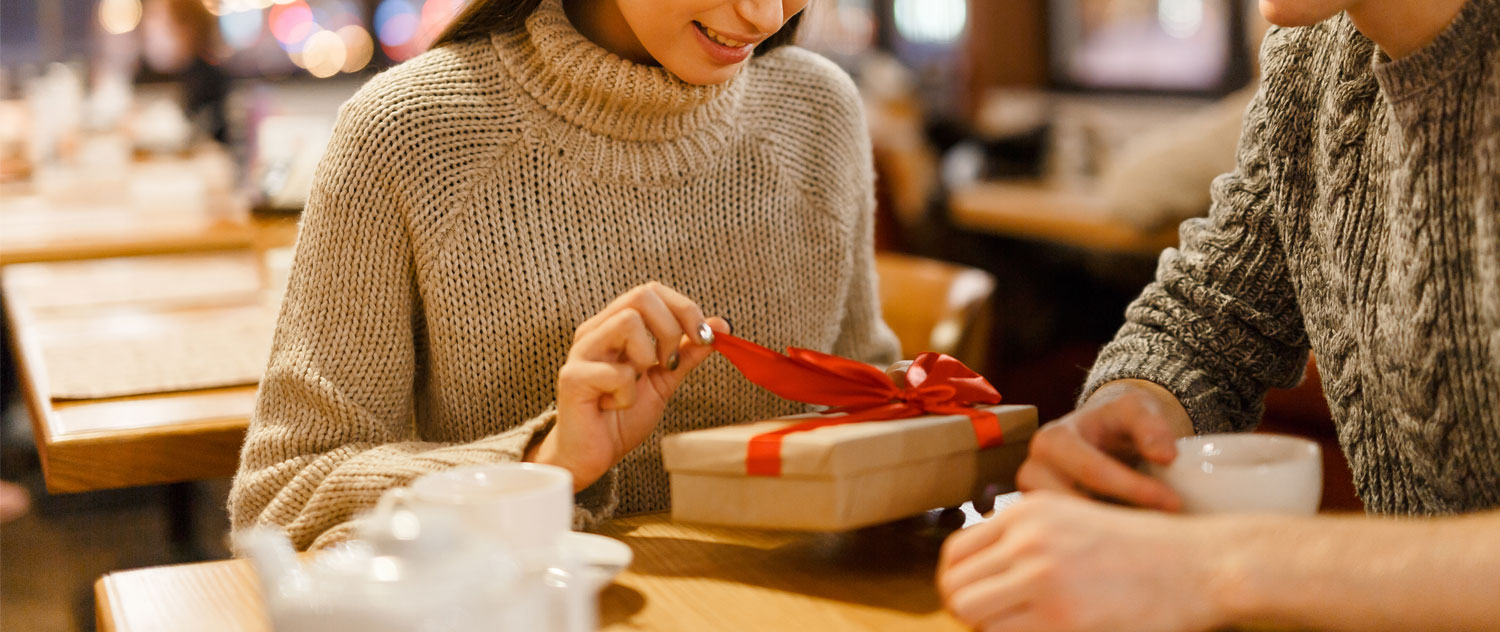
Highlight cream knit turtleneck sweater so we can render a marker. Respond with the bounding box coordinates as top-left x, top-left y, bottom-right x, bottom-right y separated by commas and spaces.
229, 1, 899, 550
